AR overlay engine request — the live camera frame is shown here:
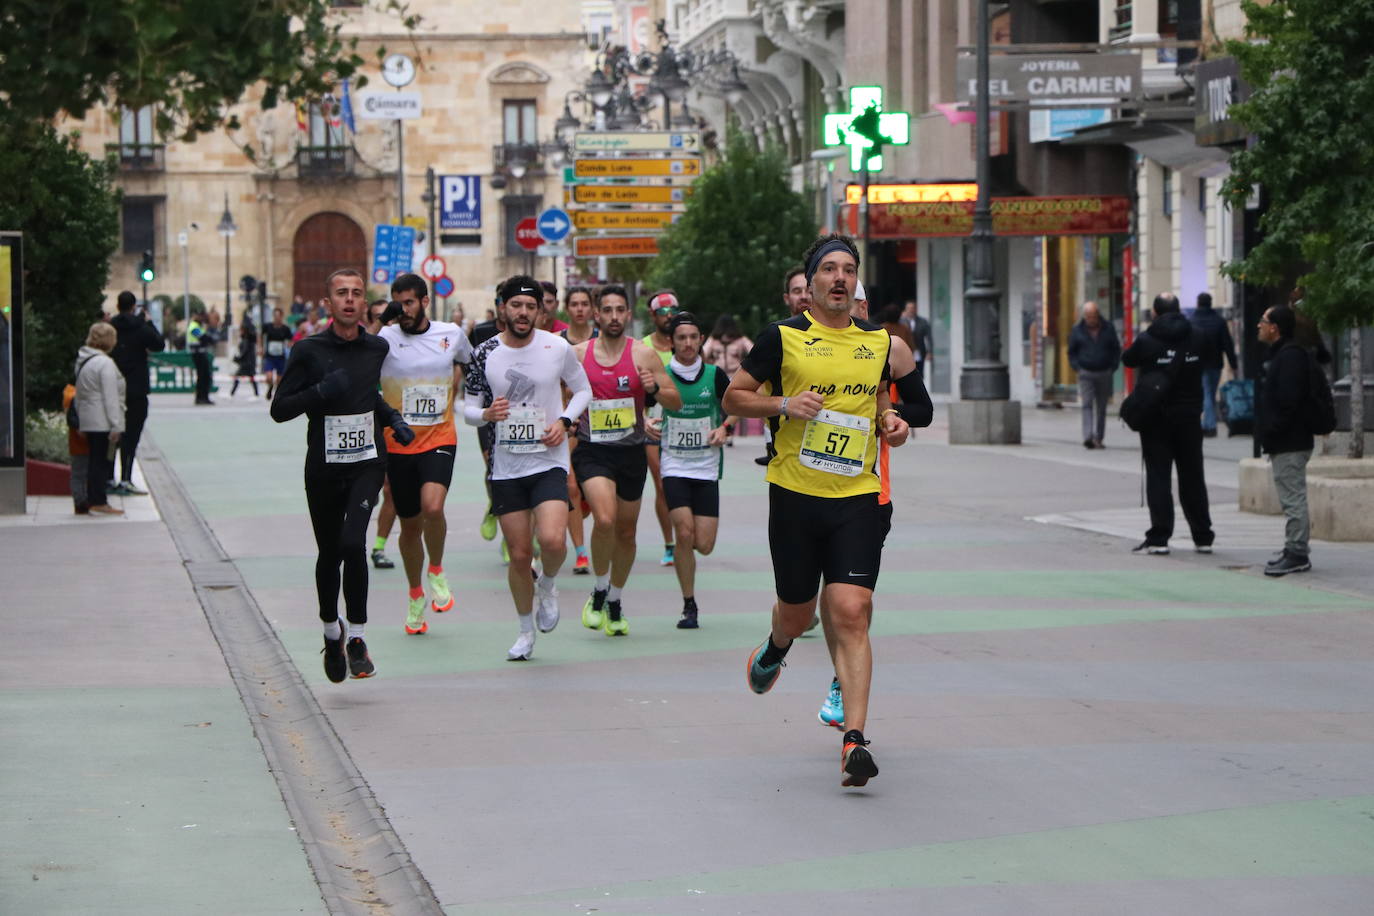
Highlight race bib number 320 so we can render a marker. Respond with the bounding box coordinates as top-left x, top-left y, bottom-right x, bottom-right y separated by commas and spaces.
324, 413, 377, 464
588, 397, 634, 443
497, 406, 545, 454
402, 384, 447, 426
799, 409, 871, 477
